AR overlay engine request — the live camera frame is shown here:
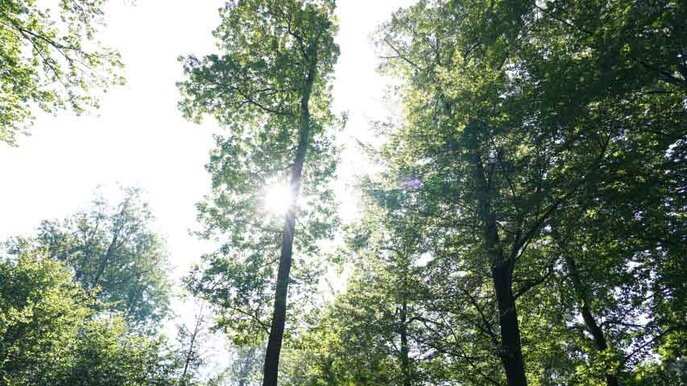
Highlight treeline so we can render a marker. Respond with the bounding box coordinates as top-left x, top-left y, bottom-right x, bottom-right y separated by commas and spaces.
2, 0, 686, 386
1, 189, 181, 384
179, 0, 686, 385
287, 1, 686, 385
0, 189, 248, 385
